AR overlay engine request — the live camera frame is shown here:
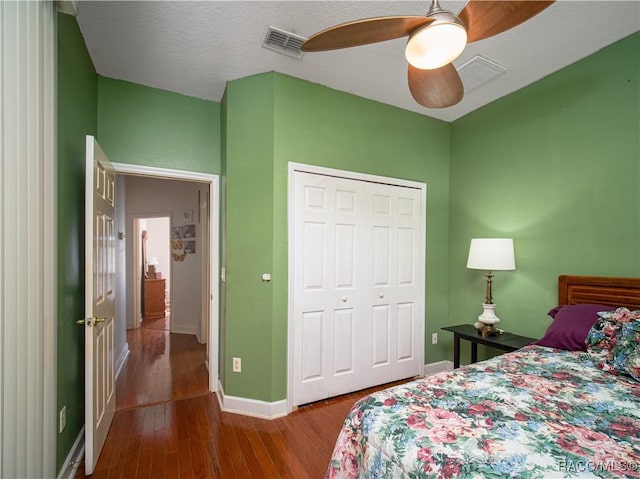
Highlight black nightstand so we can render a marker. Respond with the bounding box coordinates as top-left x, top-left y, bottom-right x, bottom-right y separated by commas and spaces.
441, 324, 536, 369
